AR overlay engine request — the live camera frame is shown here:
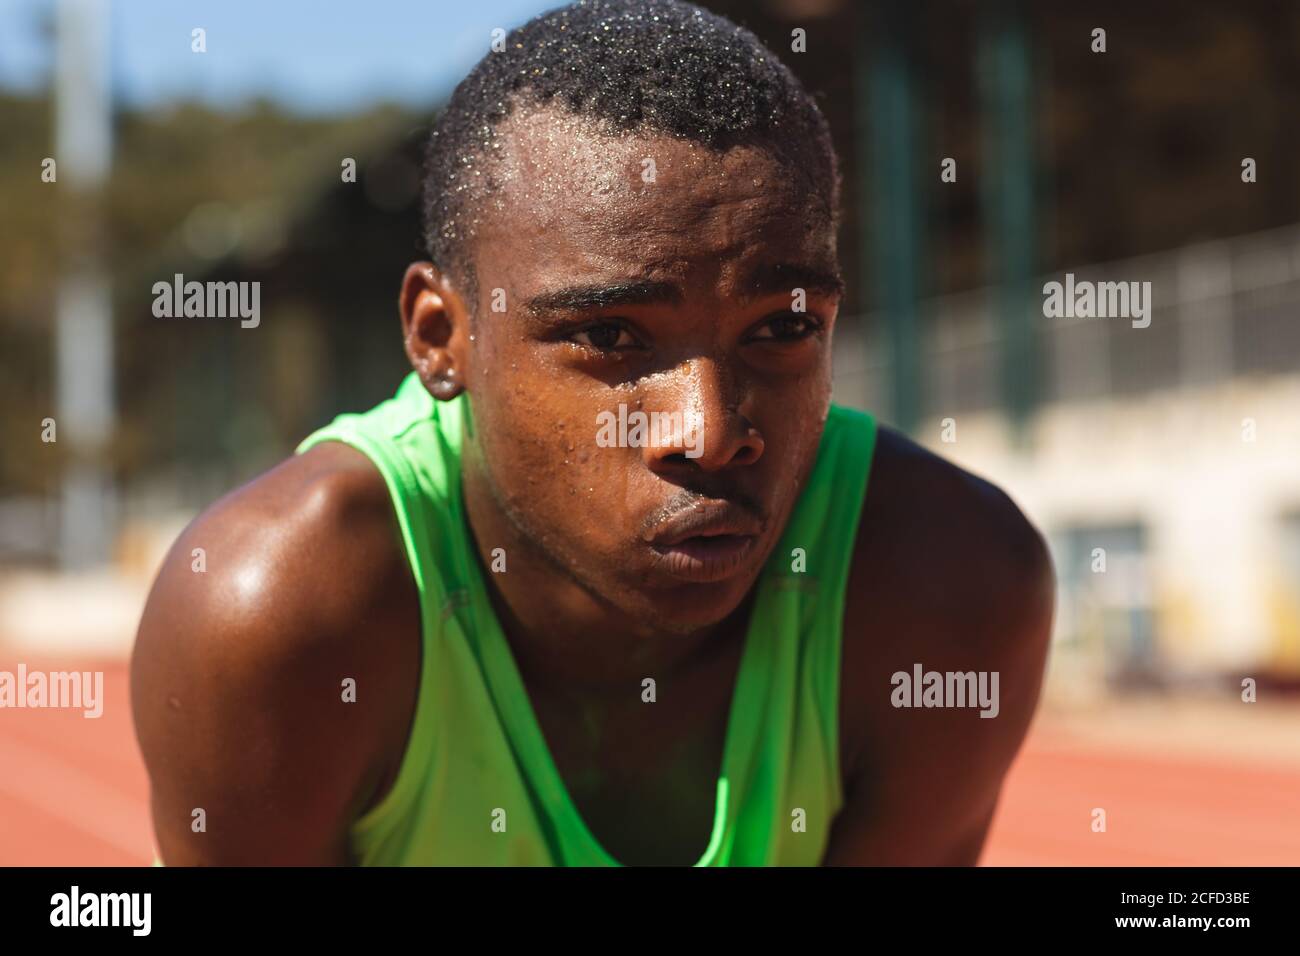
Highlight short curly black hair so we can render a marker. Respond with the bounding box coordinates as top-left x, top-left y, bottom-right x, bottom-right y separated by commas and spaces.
421, 0, 841, 305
